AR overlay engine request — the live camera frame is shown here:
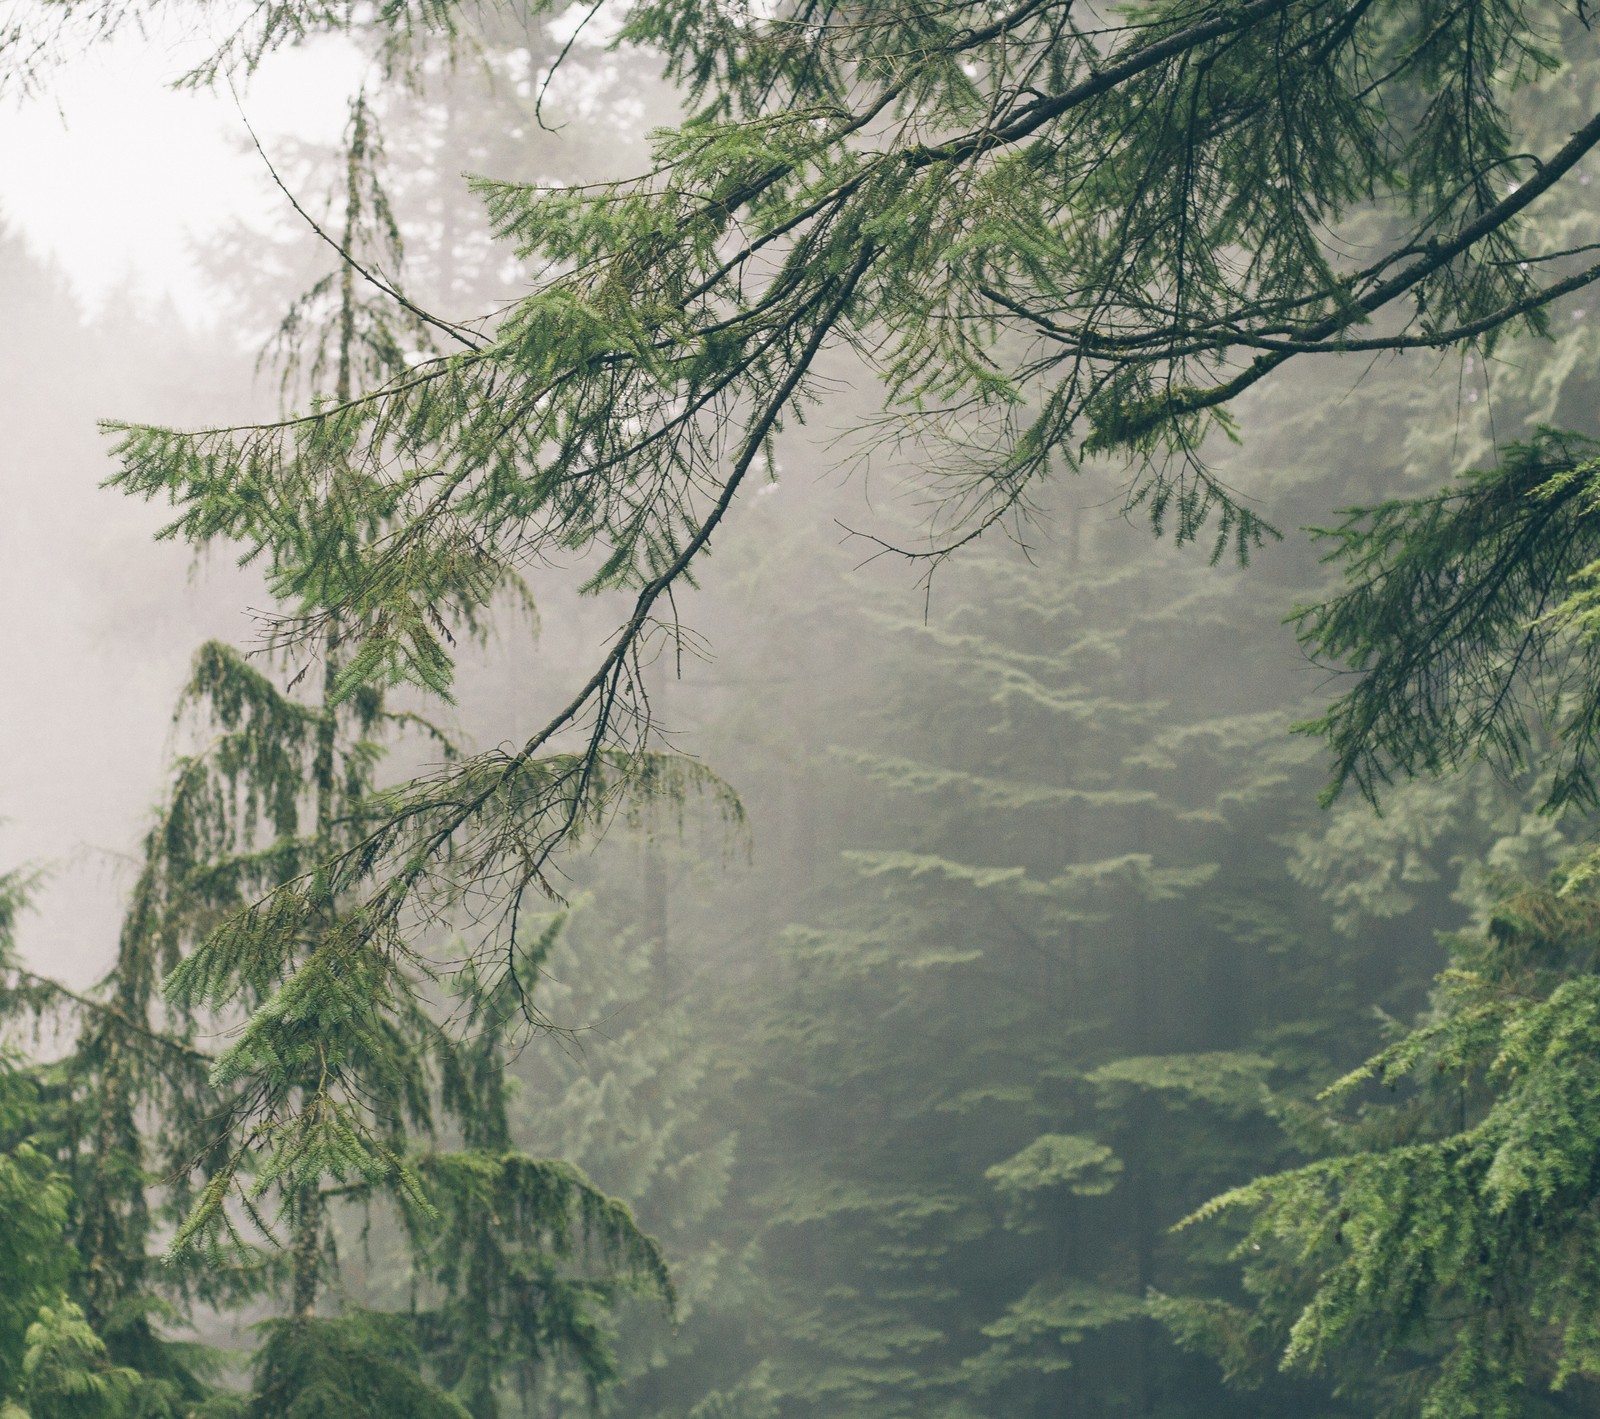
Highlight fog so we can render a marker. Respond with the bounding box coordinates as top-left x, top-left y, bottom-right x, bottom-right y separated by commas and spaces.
0, 12, 1590, 1418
